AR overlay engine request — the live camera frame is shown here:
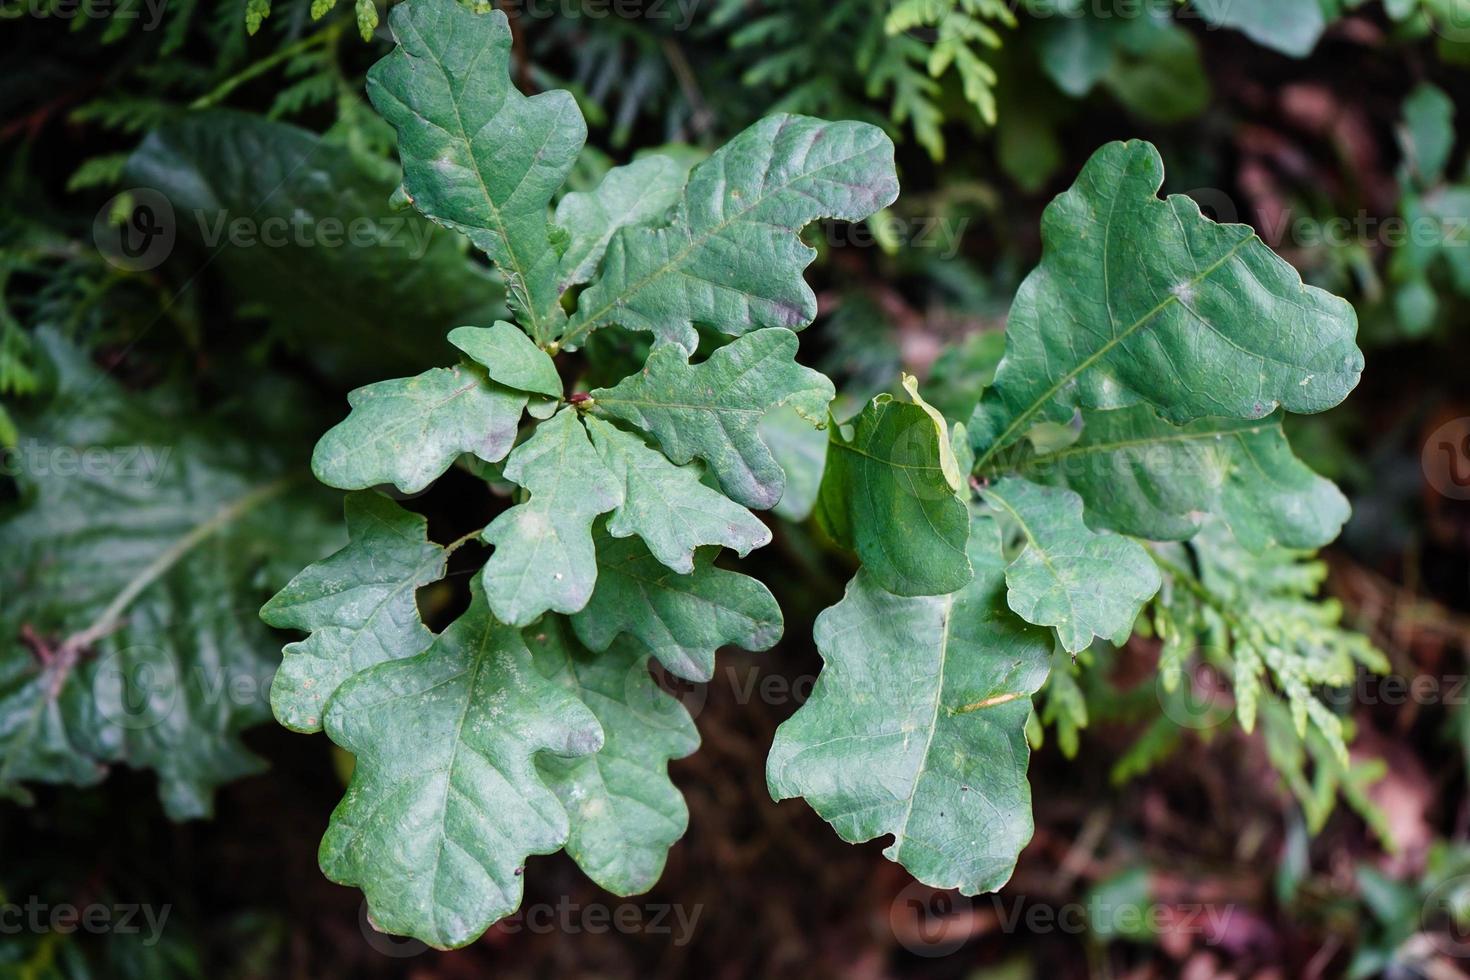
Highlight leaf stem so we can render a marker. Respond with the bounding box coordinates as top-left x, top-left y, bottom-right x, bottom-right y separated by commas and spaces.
1145, 545, 1240, 628
443, 527, 484, 554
